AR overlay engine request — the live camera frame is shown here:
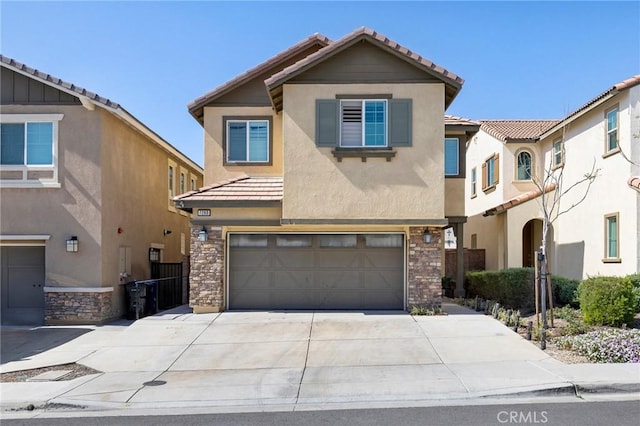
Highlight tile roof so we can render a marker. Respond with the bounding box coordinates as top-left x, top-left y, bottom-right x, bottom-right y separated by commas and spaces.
1, 54, 202, 172
265, 27, 464, 111
629, 176, 640, 192
1, 54, 120, 110
480, 120, 561, 143
174, 175, 283, 203
187, 33, 331, 123
483, 183, 557, 217
540, 75, 640, 139
445, 115, 481, 127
